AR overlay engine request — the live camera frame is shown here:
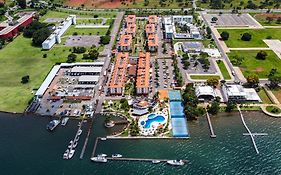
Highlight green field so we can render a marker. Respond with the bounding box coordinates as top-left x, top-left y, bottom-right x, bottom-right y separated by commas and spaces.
257, 88, 272, 104
217, 28, 281, 48
63, 26, 108, 36
216, 60, 231, 80
228, 50, 281, 78
266, 106, 281, 114
0, 35, 91, 112
190, 75, 220, 80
